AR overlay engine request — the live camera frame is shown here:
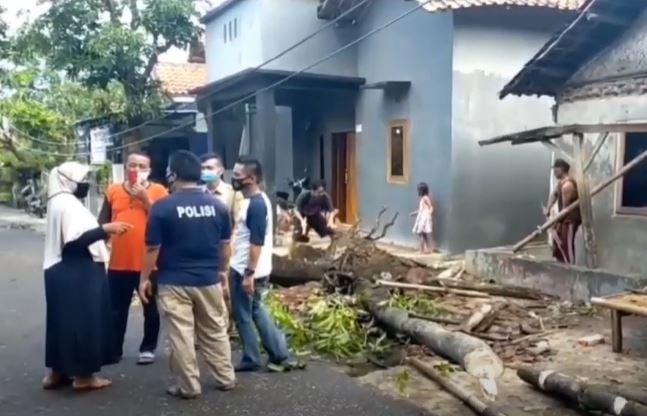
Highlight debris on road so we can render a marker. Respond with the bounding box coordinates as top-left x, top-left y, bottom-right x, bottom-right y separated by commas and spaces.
577, 334, 605, 347
267, 209, 592, 407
